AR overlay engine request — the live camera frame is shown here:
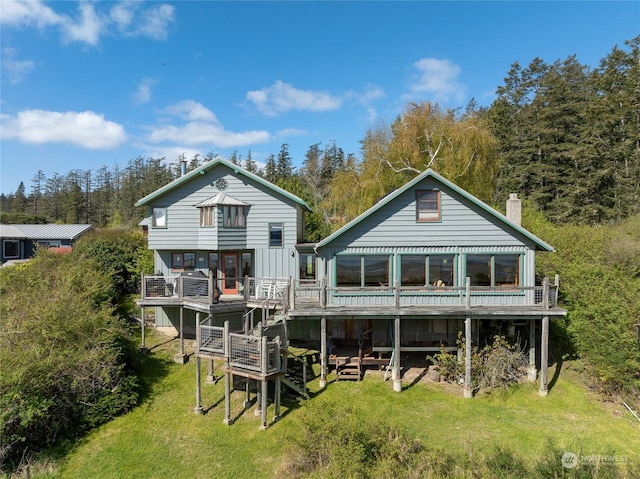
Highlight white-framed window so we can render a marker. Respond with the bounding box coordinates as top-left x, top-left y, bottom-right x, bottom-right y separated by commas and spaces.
416, 190, 441, 222
3, 240, 19, 259
152, 207, 167, 228
269, 223, 283, 247
223, 205, 246, 228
